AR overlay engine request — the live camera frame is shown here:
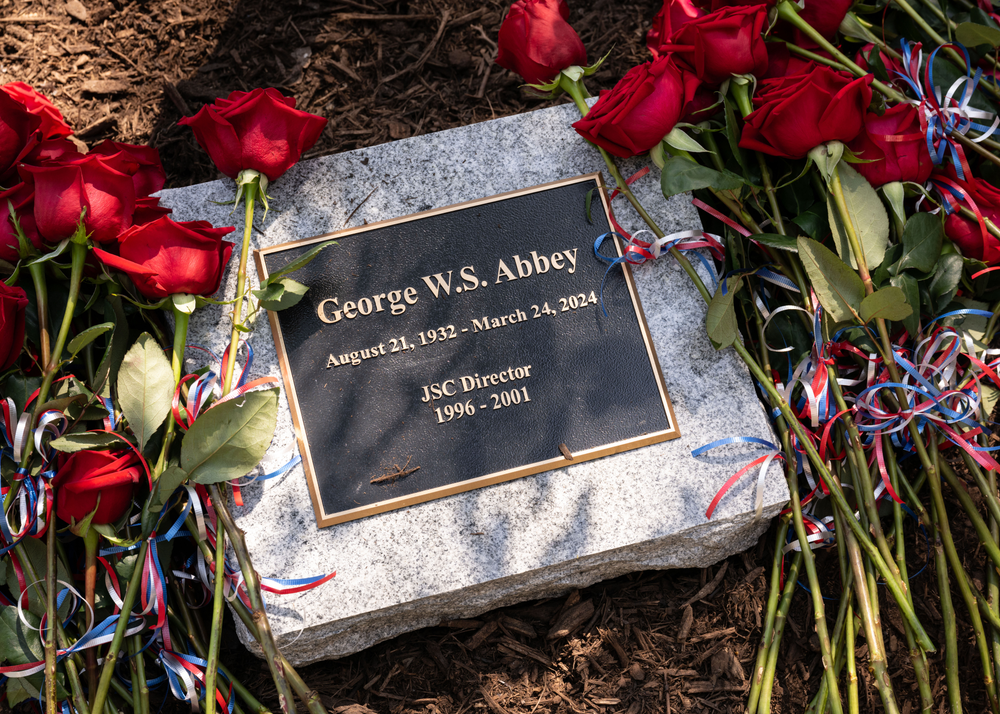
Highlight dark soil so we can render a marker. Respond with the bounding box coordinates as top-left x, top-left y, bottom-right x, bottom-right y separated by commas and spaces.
0, 0, 991, 711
